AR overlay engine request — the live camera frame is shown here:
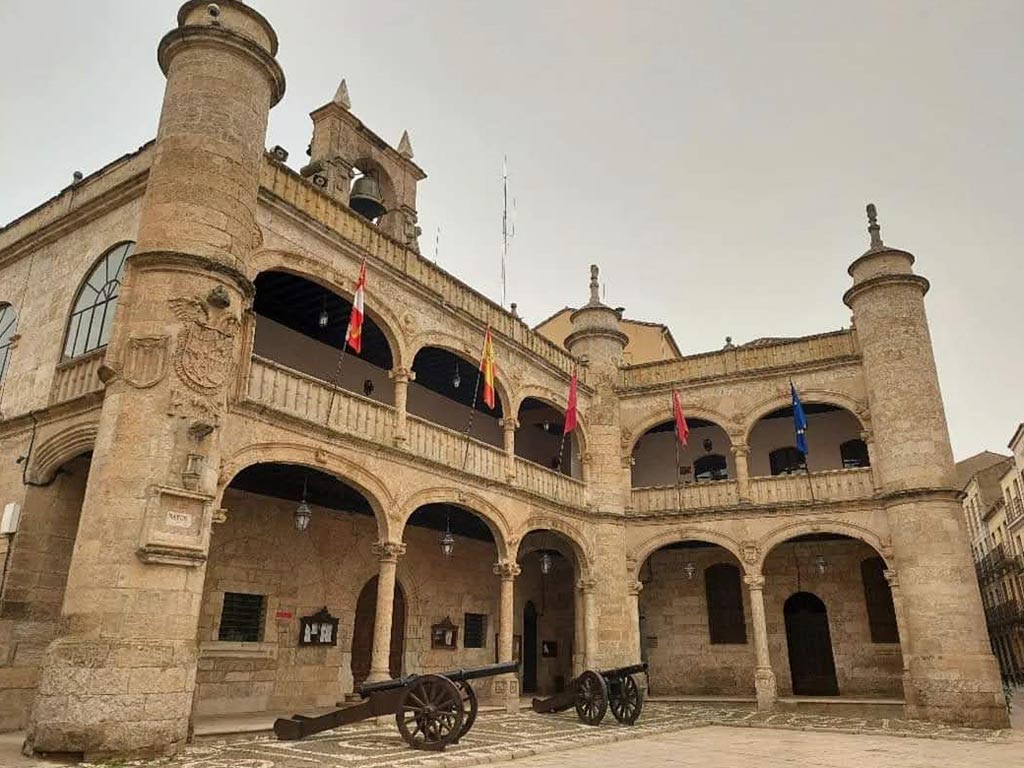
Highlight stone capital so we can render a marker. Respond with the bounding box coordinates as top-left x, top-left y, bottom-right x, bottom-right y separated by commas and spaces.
628, 580, 644, 596
743, 573, 765, 590
883, 569, 899, 589
576, 578, 597, 593
372, 540, 407, 562
499, 417, 519, 431
730, 443, 750, 457
493, 560, 522, 580
388, 367, 415, 383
